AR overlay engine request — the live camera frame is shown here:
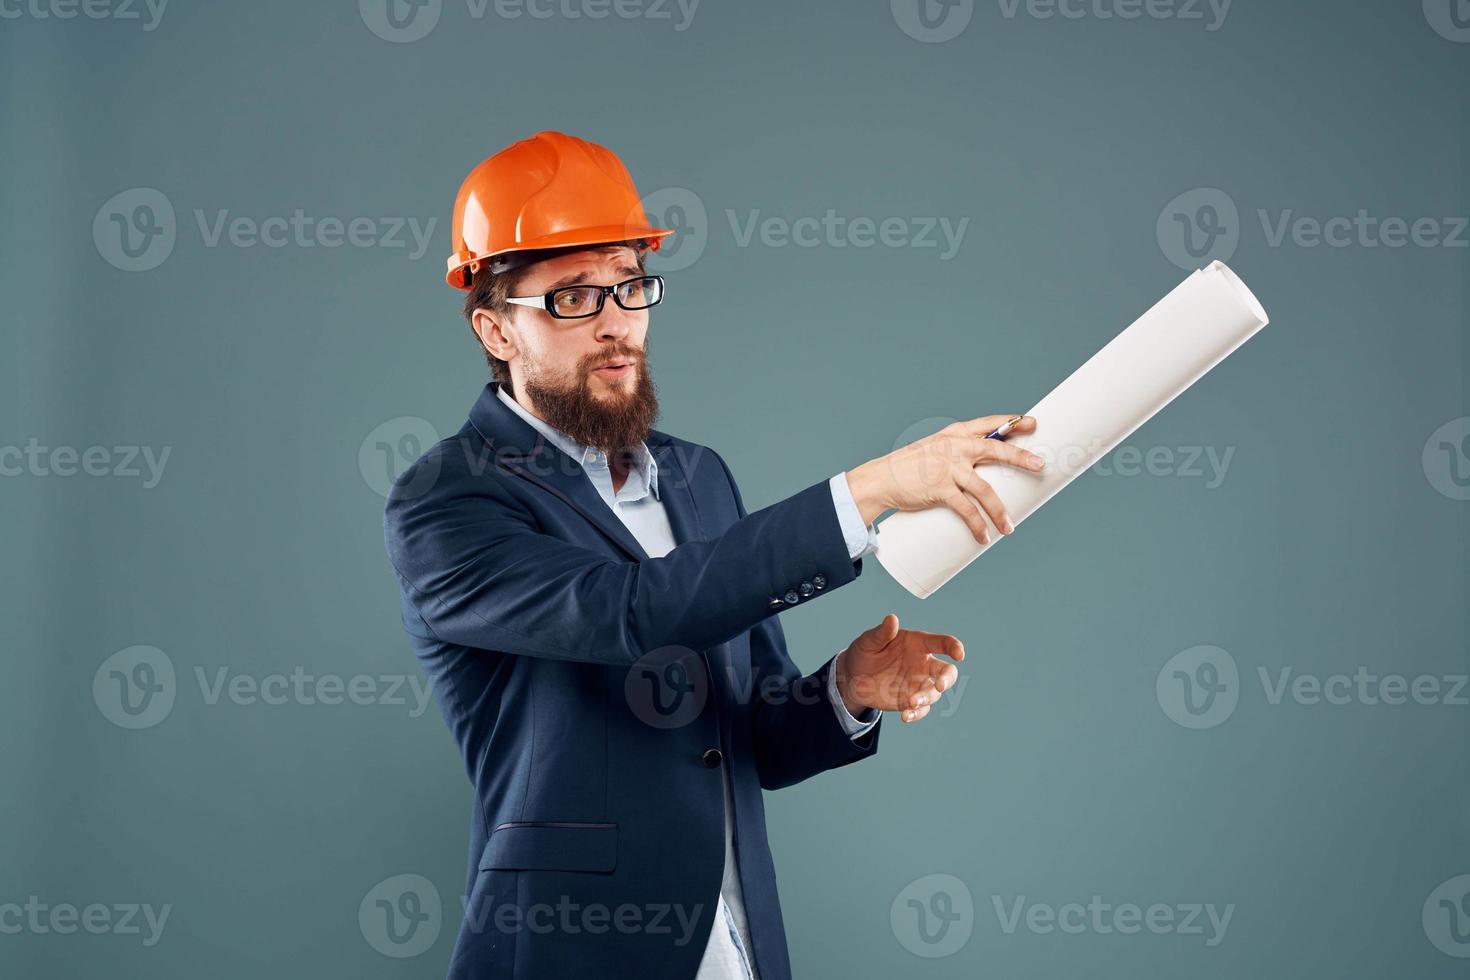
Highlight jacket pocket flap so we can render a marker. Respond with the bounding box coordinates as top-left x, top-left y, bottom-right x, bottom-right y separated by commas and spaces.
479, 822, 617, 873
